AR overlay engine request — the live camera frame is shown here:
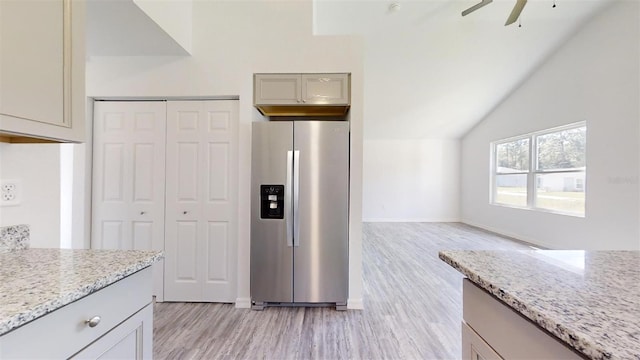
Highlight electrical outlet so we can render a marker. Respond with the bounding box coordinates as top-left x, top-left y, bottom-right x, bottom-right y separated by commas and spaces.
0, 180, 21, 206
2, 183, 16, 192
